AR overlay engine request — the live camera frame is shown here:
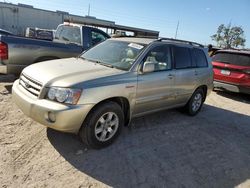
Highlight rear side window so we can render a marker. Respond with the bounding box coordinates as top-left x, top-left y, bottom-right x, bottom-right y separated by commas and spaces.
173, 46, 192, 69
212, 52, 250, 67
192, 48, 208, 67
